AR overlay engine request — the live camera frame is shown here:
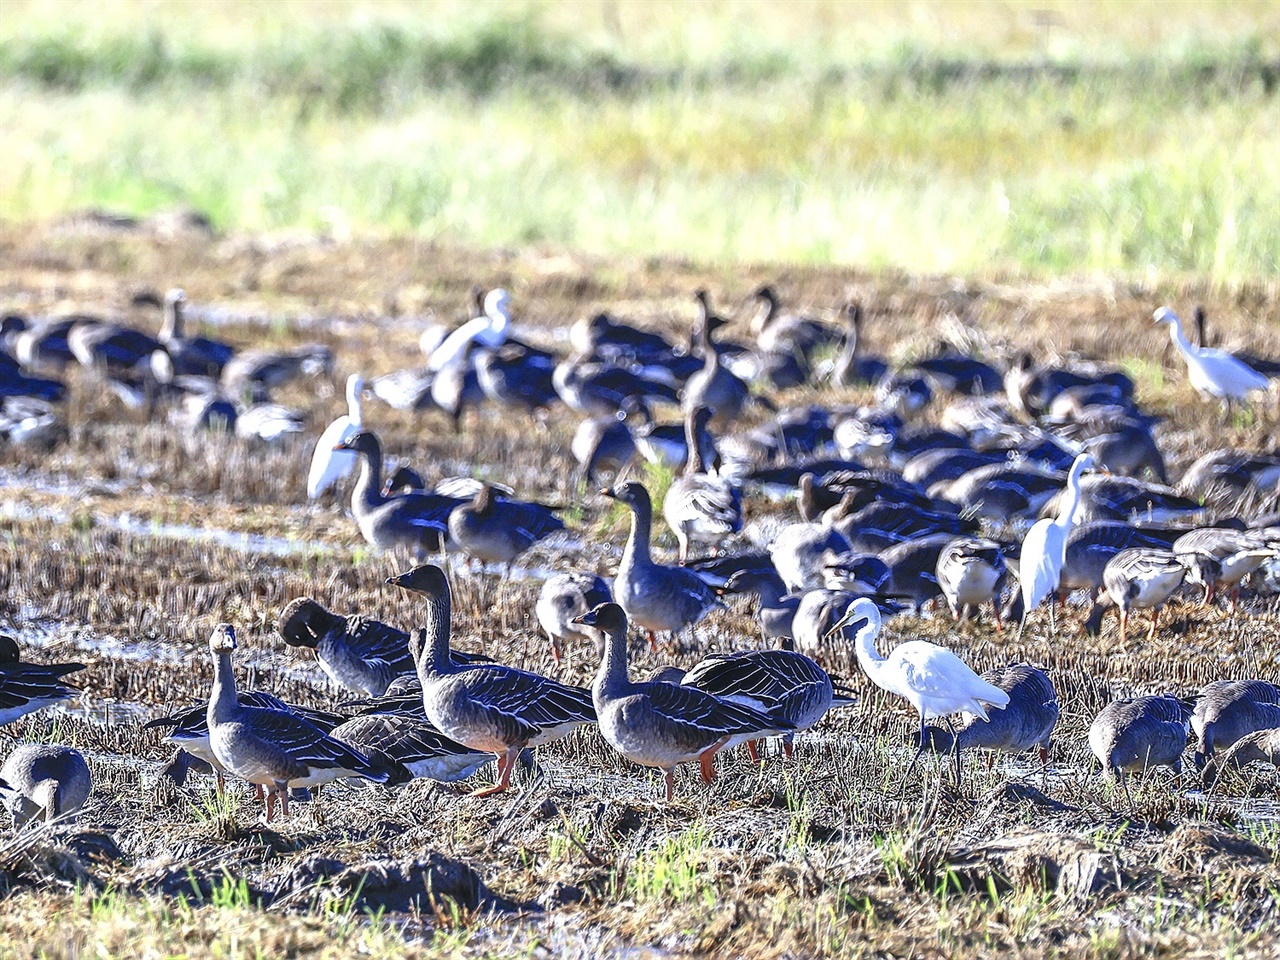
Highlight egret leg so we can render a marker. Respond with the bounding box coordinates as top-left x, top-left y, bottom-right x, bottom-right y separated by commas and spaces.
1017, 614, 1028, 641
902, 715, 927, 789
944, 717, 962, 787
